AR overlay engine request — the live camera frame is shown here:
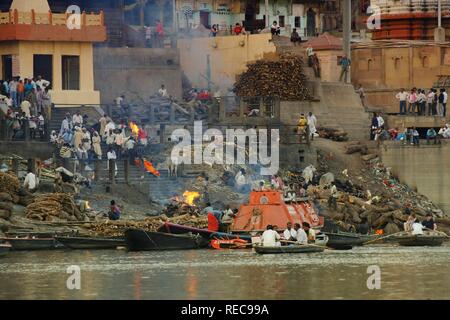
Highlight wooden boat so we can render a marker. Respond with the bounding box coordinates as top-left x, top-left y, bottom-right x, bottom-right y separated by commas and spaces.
254, 244, 325, 254
0, 243, 11, 257
158, 222, 252, 241
392, 231, 446, 247
125, 229, 208, 251
55, 236, 126, 250
1, 237, 64, 251
323, 231, 379, 250
210, 238, 250, 250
